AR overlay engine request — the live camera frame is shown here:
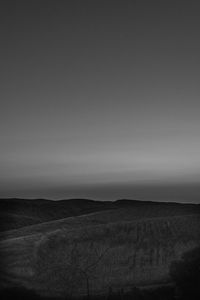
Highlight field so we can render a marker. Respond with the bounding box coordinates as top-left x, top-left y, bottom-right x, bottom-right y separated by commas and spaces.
0, 202, 200, 298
